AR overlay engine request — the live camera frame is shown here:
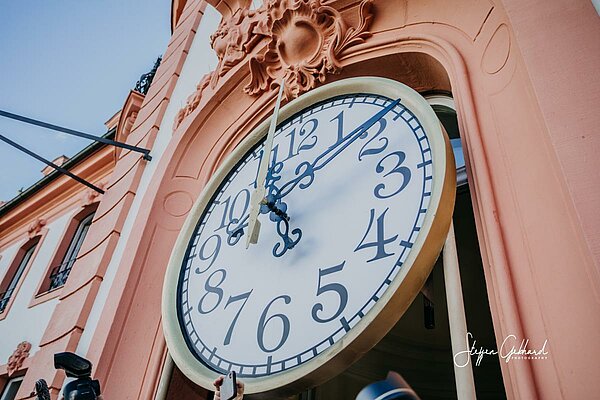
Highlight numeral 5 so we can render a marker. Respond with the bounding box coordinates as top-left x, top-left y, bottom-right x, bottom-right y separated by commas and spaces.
312, 261, 348, 323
